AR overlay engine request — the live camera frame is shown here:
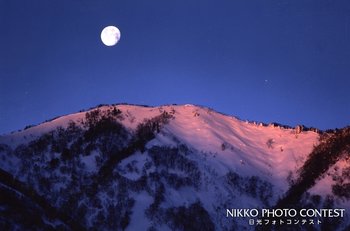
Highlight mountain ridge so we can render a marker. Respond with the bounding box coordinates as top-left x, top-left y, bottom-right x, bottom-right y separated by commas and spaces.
0, 103, 349, 230
2, 103, 321, 137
